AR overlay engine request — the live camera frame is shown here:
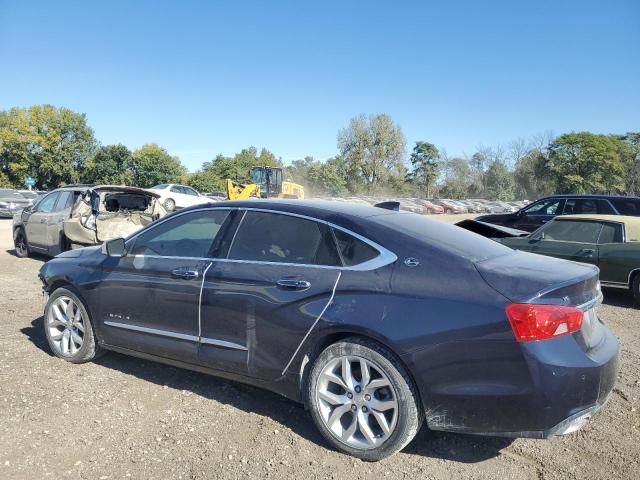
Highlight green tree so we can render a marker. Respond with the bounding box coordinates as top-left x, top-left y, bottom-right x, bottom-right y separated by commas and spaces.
337, 114, 406, 194
131, 143, 186, 188
408, 141, 440, 197
485, 160, 515, 200
513, 149, 552, 199
186, 170, 224, 193
619, 132, 640, 195
204, 147, 281, 184
0, 105, 96, 188
439, 157, 472, 199
84, 144, 134, 185
547, 132, 625, 193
